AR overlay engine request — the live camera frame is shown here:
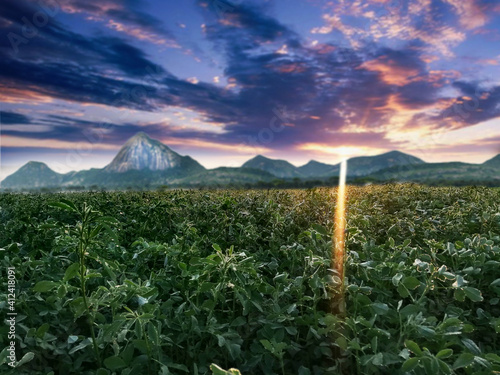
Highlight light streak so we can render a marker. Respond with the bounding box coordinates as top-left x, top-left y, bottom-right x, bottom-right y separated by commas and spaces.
332, 159, 347, 315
